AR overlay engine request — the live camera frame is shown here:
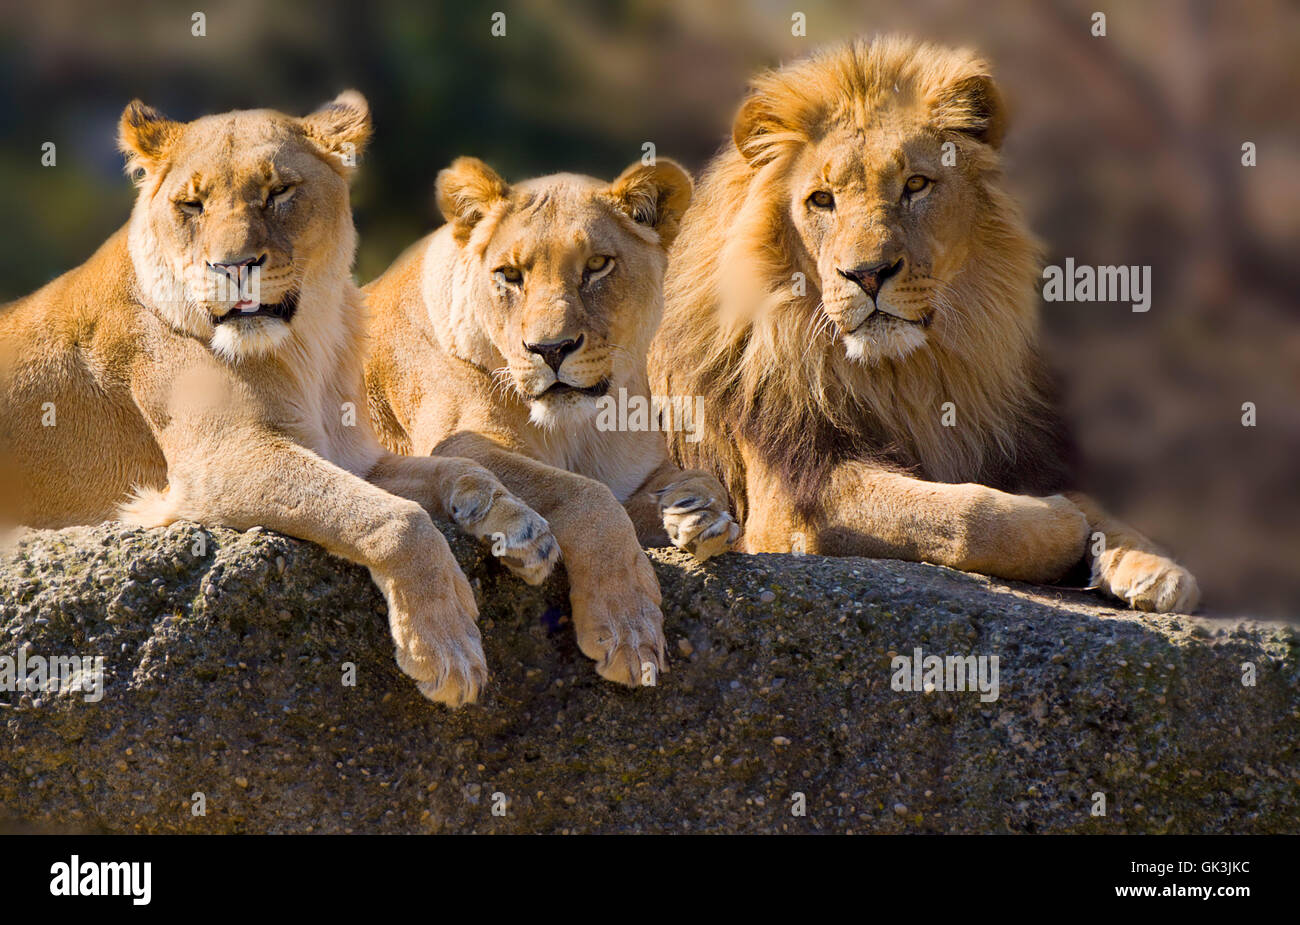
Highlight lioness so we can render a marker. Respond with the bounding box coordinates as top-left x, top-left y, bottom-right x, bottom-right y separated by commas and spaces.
364, 157, 739, 686
0, 93, 562, 706
651, 36, 1199, 613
